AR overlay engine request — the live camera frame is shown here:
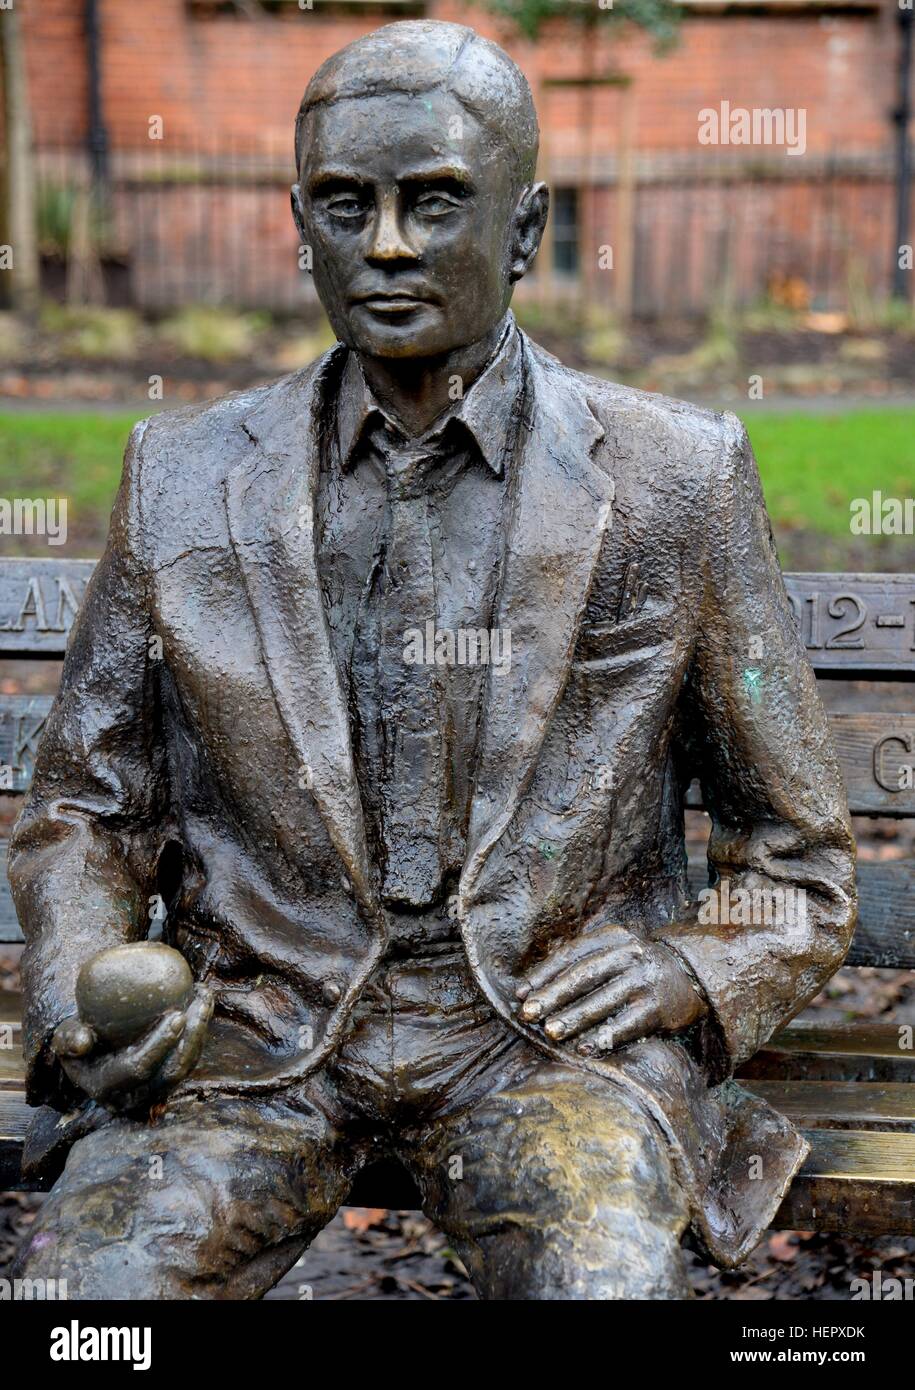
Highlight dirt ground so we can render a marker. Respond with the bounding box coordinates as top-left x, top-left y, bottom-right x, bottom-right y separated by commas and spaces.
1, 312, 913, 409
5, 1181, 915, 1301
